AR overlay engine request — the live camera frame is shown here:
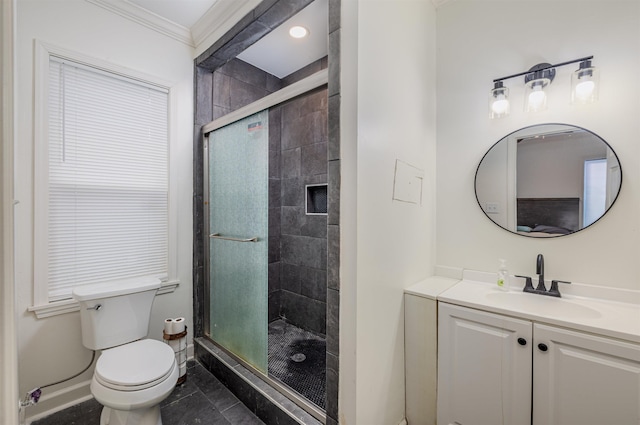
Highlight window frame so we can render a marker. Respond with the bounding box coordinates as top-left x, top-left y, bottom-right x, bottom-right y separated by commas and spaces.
29, 41, 180, 318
